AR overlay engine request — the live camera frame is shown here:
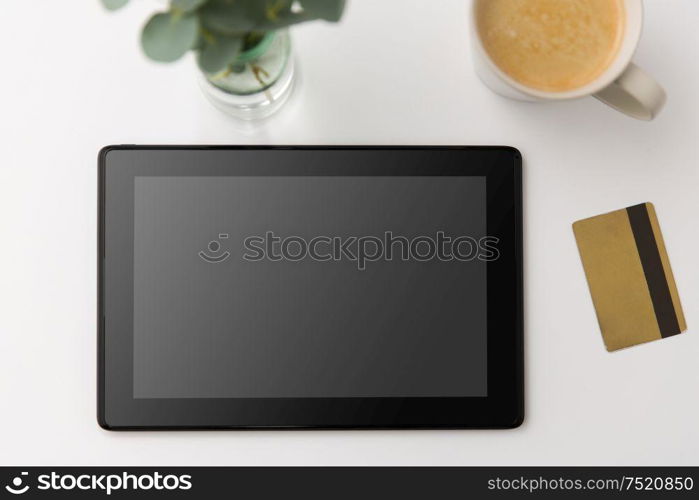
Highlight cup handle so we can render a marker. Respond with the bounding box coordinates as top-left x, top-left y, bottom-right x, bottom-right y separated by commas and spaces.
593, 63, 667, 120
